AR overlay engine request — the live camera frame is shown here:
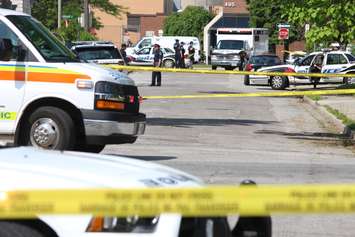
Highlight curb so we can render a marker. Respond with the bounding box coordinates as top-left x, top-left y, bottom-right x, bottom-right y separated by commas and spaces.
302, 96, 354, 139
